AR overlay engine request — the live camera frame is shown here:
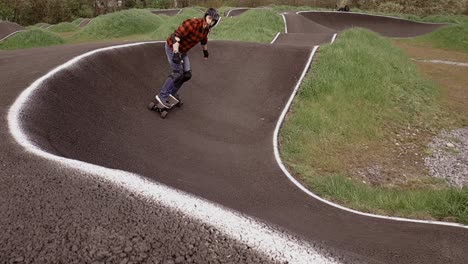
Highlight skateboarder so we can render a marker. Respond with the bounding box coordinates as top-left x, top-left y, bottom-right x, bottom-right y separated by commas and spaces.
154, 7, 219, 108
